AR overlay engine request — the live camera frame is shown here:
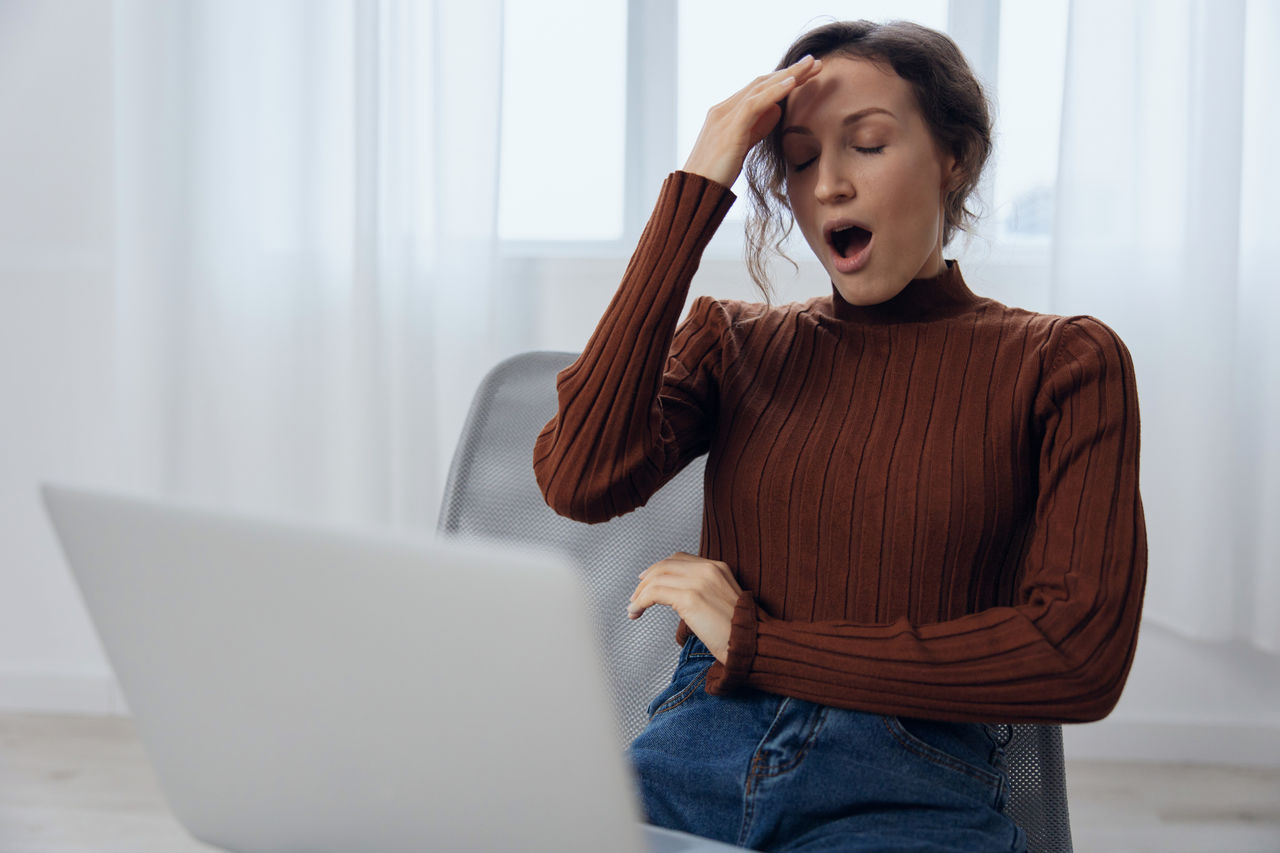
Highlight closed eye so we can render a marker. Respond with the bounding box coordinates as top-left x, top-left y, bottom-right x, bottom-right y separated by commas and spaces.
791, 146, 886, 172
